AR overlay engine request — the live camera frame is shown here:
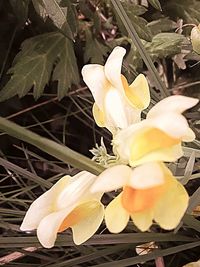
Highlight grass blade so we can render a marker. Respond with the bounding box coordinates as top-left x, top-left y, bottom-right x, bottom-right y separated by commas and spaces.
0, 116, 105, 175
